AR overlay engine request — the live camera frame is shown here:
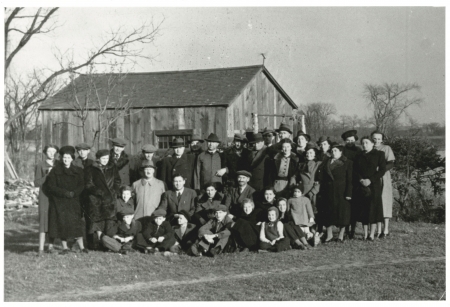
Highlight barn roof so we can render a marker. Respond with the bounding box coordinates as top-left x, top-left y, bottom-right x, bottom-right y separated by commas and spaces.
39, 65, 296, 110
